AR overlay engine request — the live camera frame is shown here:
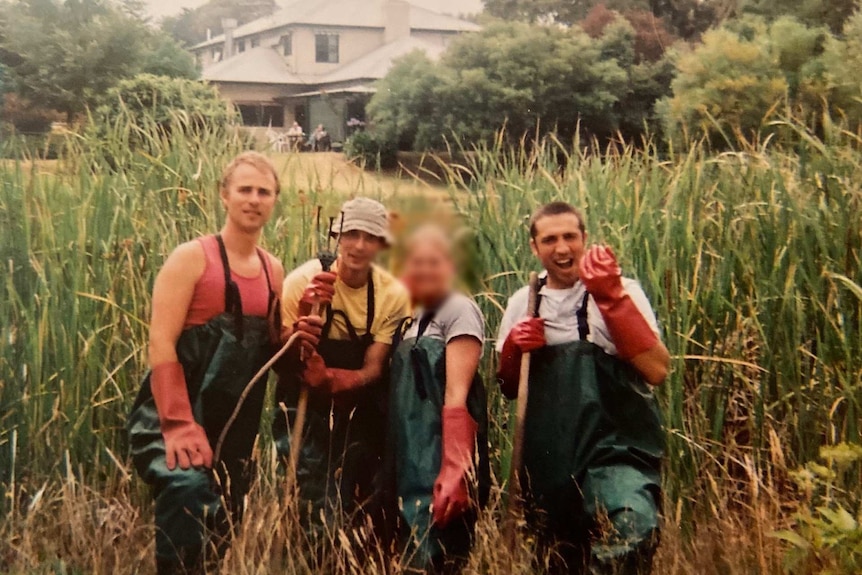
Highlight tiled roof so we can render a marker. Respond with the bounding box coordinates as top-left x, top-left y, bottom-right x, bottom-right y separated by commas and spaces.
201, 46, 308, 84
192, 0, 479, 50
319, 36, 445, 84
